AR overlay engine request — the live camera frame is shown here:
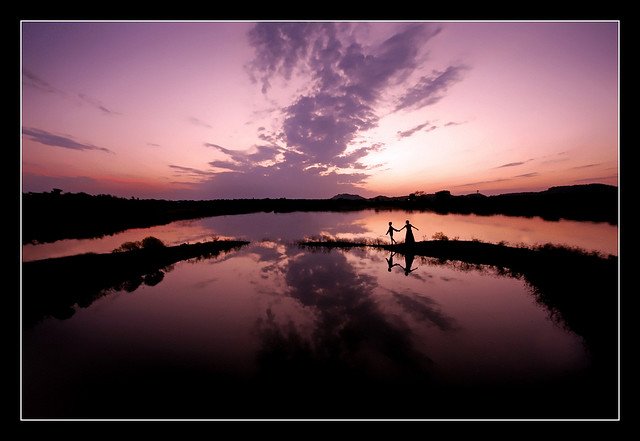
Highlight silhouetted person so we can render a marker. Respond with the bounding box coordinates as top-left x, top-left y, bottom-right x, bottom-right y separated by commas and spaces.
398, 253, 418, 276
385, 221, 400, 244
386, 251, 401, 272
399, 220, 419, 244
